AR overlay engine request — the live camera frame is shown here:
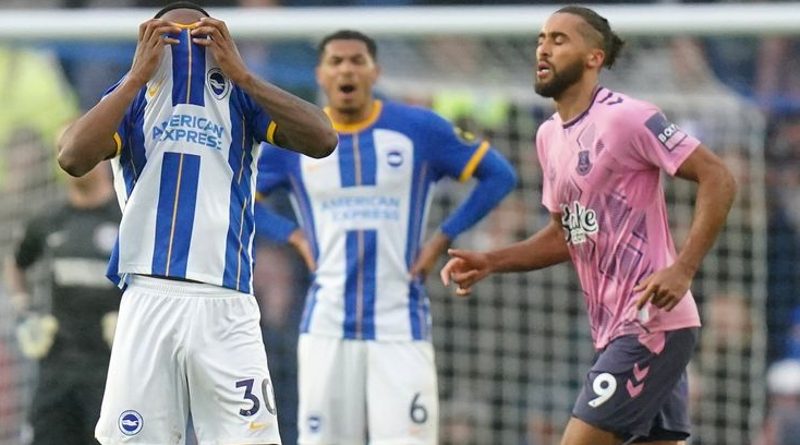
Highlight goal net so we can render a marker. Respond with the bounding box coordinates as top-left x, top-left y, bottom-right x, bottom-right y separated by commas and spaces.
0, 5, 779, 445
